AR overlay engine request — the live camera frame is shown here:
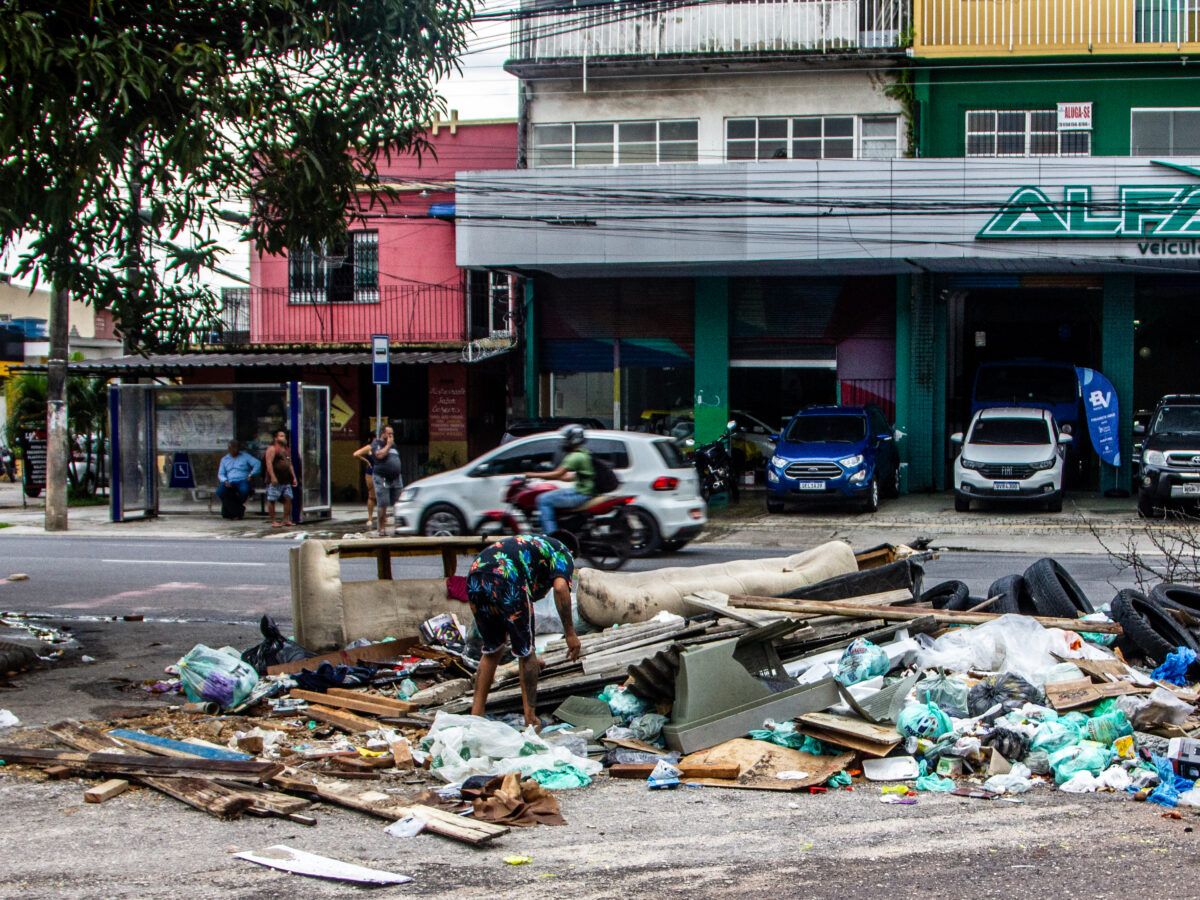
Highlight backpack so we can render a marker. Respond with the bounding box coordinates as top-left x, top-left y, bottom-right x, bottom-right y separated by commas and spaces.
591, 455, 620, 495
